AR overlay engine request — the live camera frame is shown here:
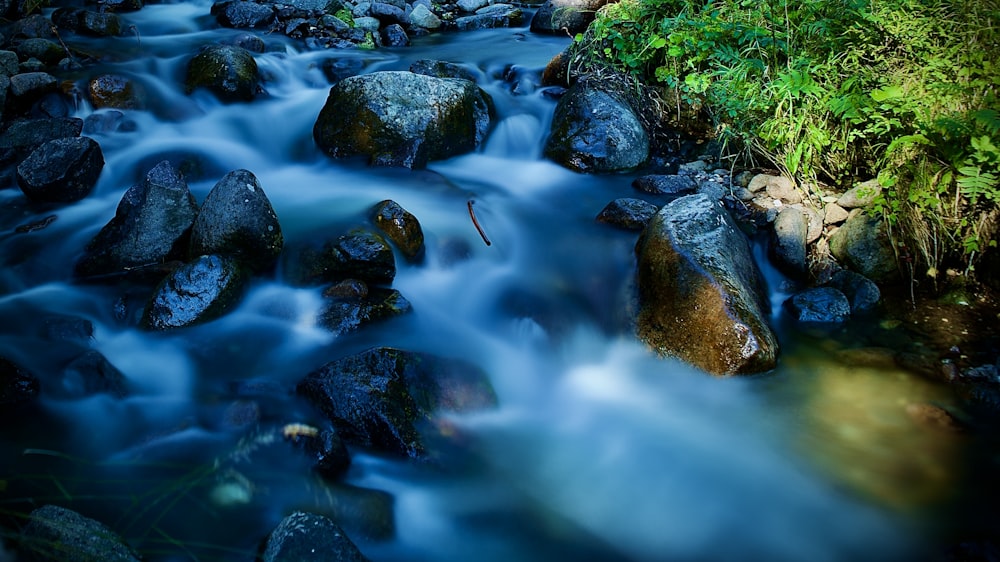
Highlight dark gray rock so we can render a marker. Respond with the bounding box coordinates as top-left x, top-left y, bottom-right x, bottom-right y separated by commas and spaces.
322, 57, 366, 83
41, 314, 94, 344
0, 118, 82, 167
80, 10, 123, 35
829, 212, 899, 283
828, 269, 881, 313
214, 1, 276, 28
319, 286, 412, 335
87, 74, 144, 110
595, 198, 658, 231
1, 355, 39, 408
86, 0, 144, 12
190, 169, 283, 272
530, 0, 608, 34
632, 174, 697, 195
297, 346, 497, 458
263, 512, 369, 562
544, 82, 648, 173
16, 137, 104, 203
0, 51, 19, 76
636, 193, 778, 374
185, 45, 260, 103
452, 5, 522, 30
20, 505, 140, 562
75, 161, 198, 279
370, 1, 405, 23
60, 350, 128, 398
6, 15, 57, 40
769, 206, 808, 278
288, 428, 352, 480
372, 200, 424, 262
313, 71, 493, 168
16, 38, 64, 66
380, 23, 408, 47
783, 287, 851, 323
9, 71, 57, 98
285, 229, 394, 287
409, 59, 476, 82
141, 254, 250, 330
